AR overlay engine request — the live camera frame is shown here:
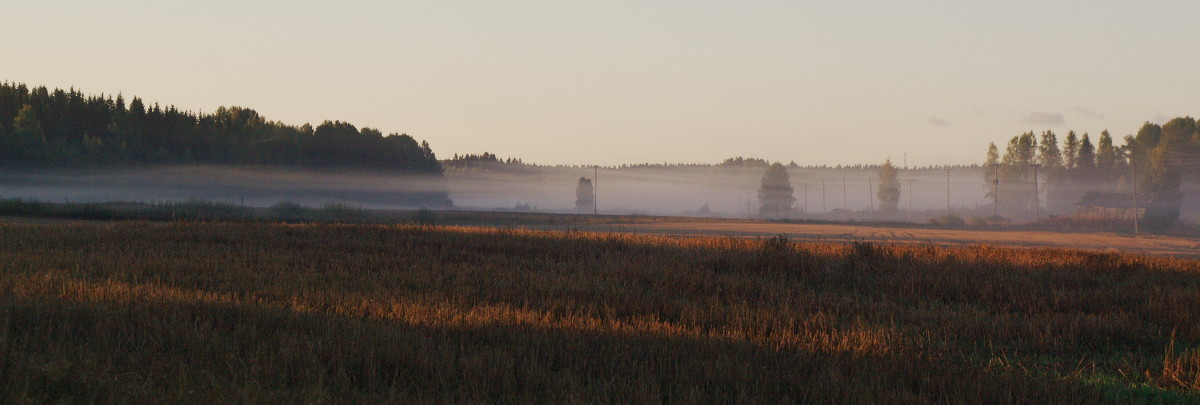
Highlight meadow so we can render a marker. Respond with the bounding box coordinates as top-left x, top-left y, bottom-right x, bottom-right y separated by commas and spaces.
1, 221, 1199, 403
